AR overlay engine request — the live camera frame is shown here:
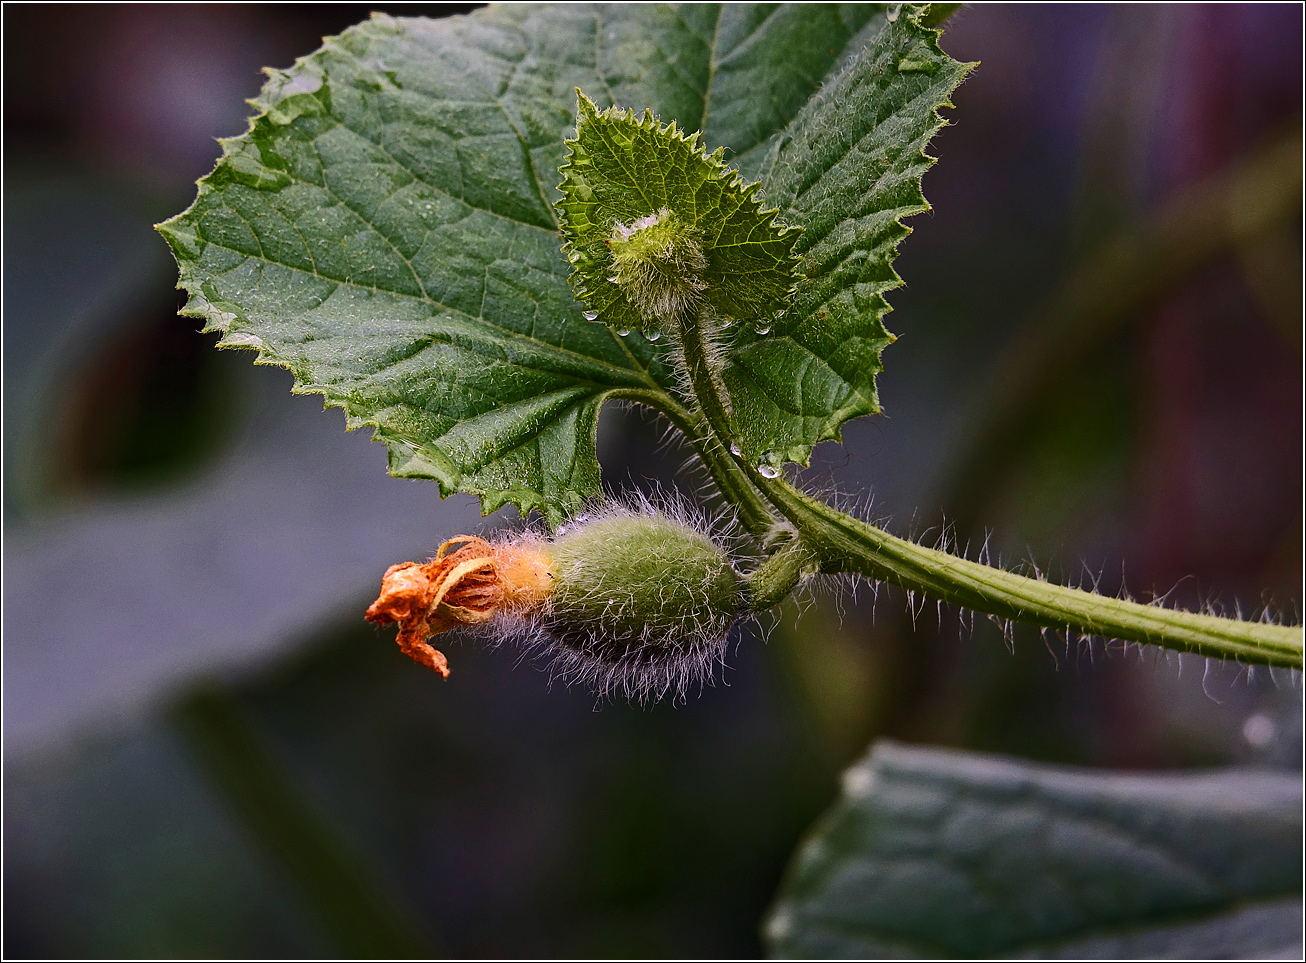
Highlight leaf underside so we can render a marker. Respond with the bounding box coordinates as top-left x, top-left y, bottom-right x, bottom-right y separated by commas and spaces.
767, 741, 1304, 959
158, 3, 969, 521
